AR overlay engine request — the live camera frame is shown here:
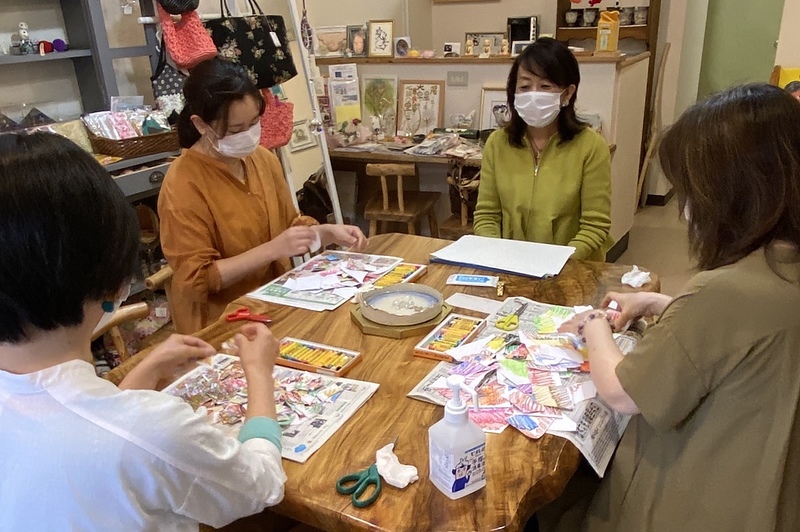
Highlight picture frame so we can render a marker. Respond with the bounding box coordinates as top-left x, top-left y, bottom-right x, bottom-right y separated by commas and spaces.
368, 20, 394, 57
511, 41, 534, 57
290, 119, 317, 152
361, 75, 399, 138
465, 32, 506, 55
443, 42, 462, 57
314, 26, 347, 57
479, 87, 510, 130
397, 80, 445, 136
393, 36, 411, 57
346, 25, 368, 57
